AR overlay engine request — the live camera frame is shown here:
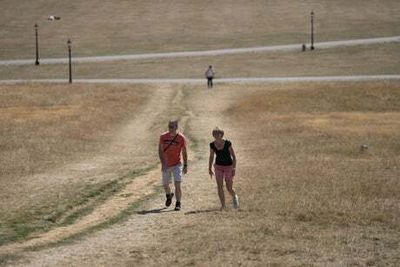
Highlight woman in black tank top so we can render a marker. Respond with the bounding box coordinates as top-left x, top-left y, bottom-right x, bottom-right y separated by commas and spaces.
208, 127, 239, 210
210, 140, 233, 166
